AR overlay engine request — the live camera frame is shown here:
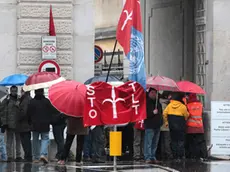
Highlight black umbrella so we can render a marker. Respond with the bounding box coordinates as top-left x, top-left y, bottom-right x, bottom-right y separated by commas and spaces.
84, 75, 121, 85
